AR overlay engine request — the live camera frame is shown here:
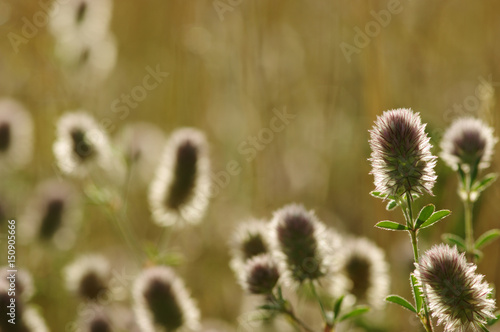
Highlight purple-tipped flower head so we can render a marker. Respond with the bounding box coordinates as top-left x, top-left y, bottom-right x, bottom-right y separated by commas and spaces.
415, 244, 496, 332
241, 254, 280, 295
133, 266, 200, 332
64, 254, 111, 301
271, 204, 329, 284
369, 108, 437, 197
149, 128, 211, 227
440, 117, 497, 172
